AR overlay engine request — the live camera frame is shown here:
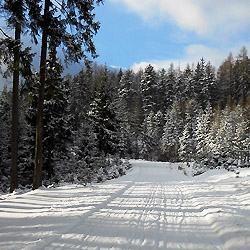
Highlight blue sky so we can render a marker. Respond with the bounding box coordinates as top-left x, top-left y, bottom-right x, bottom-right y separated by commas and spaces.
1, 0, 250, 90
92, 0, 250, 71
